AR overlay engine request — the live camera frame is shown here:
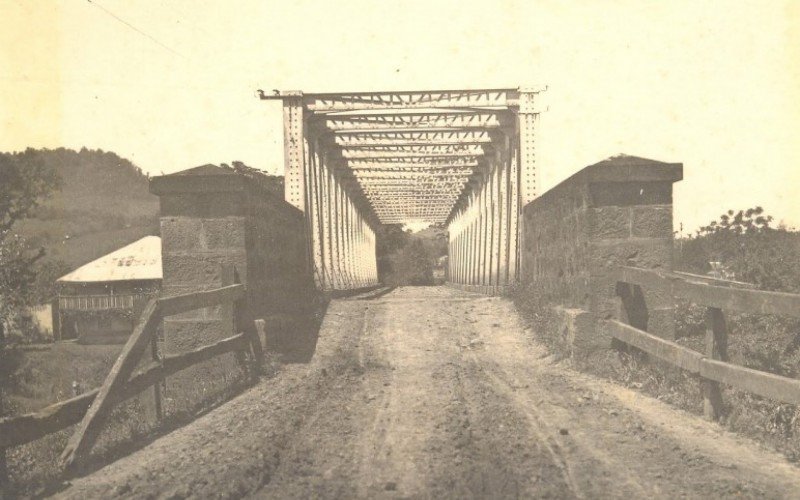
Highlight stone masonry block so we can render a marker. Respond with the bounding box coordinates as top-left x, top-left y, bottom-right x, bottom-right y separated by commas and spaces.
160, 192, 245, 218
588, 239, 673, 274
631, 205, 673, 238
160, 217, 246, 252
163, 318, 232, 352
162, 252, 248, 287
552, 307, 608, 361
587, 206, 631, 239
